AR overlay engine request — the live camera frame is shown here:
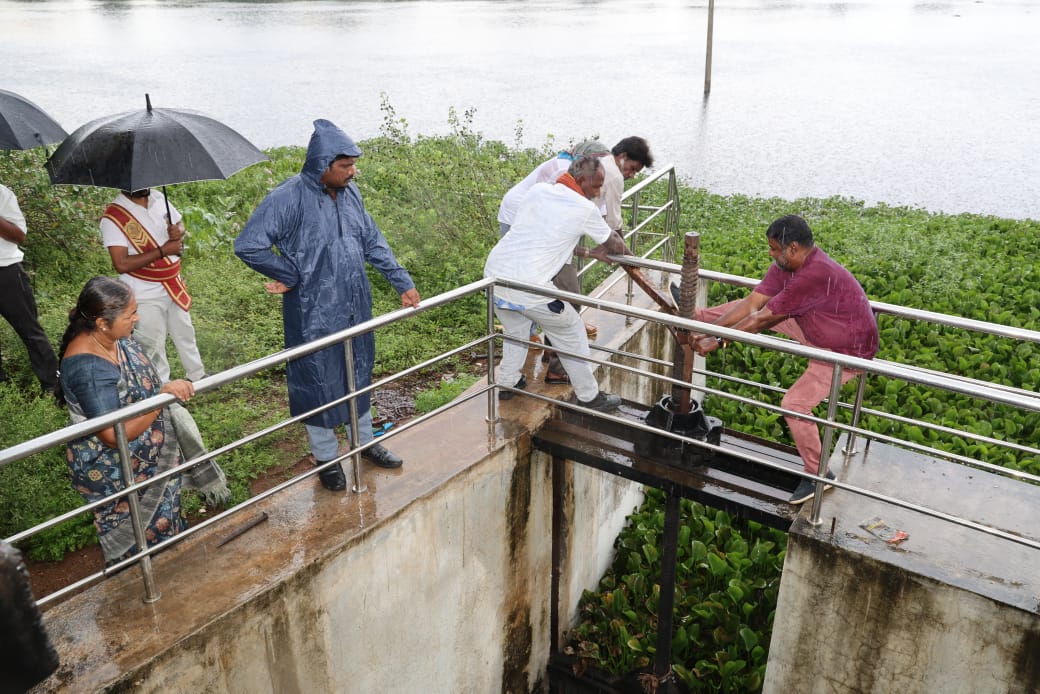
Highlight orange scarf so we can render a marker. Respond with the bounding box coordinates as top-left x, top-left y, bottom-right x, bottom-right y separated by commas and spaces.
102, 203, 192, 311
556, 172, 585, 197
